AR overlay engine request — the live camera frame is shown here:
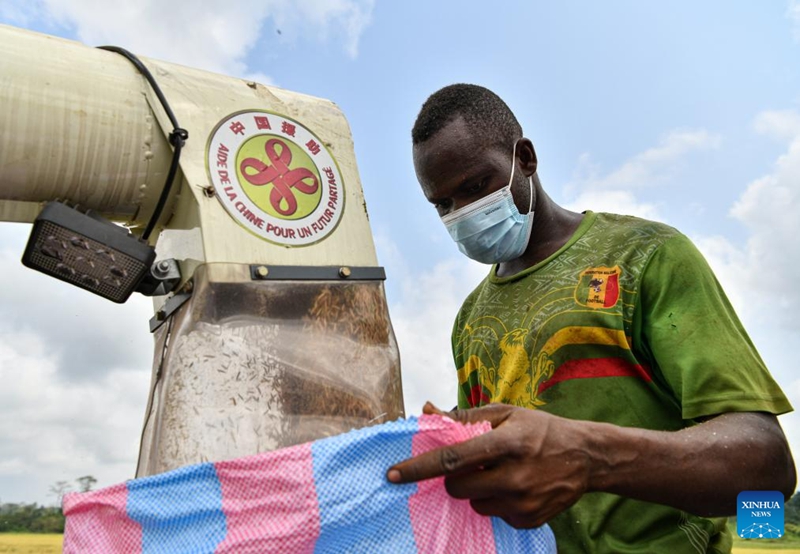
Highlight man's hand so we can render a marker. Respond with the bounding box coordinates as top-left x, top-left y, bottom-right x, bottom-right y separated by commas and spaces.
389, 403, 796, 523
386, 402, 592, 528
